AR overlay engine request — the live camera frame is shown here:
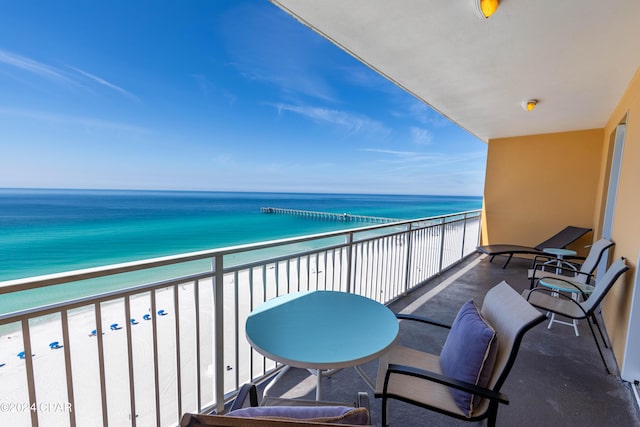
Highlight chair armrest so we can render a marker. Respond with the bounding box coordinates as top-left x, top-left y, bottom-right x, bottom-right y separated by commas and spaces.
531, 262, 594, 284
531, 253, 584, 269
531, 262, 590, 277
396, 313, 451, 330
380, 363, 508, 405
229, 383, 259, 411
